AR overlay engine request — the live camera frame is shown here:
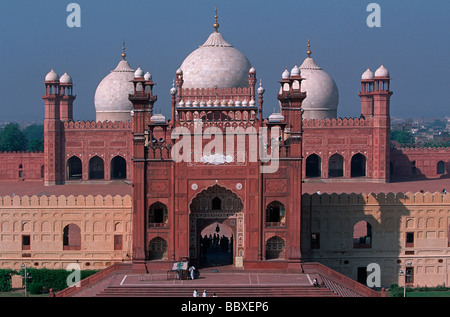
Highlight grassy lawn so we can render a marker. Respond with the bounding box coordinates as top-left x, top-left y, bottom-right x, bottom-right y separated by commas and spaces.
406, 291, 450, 297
